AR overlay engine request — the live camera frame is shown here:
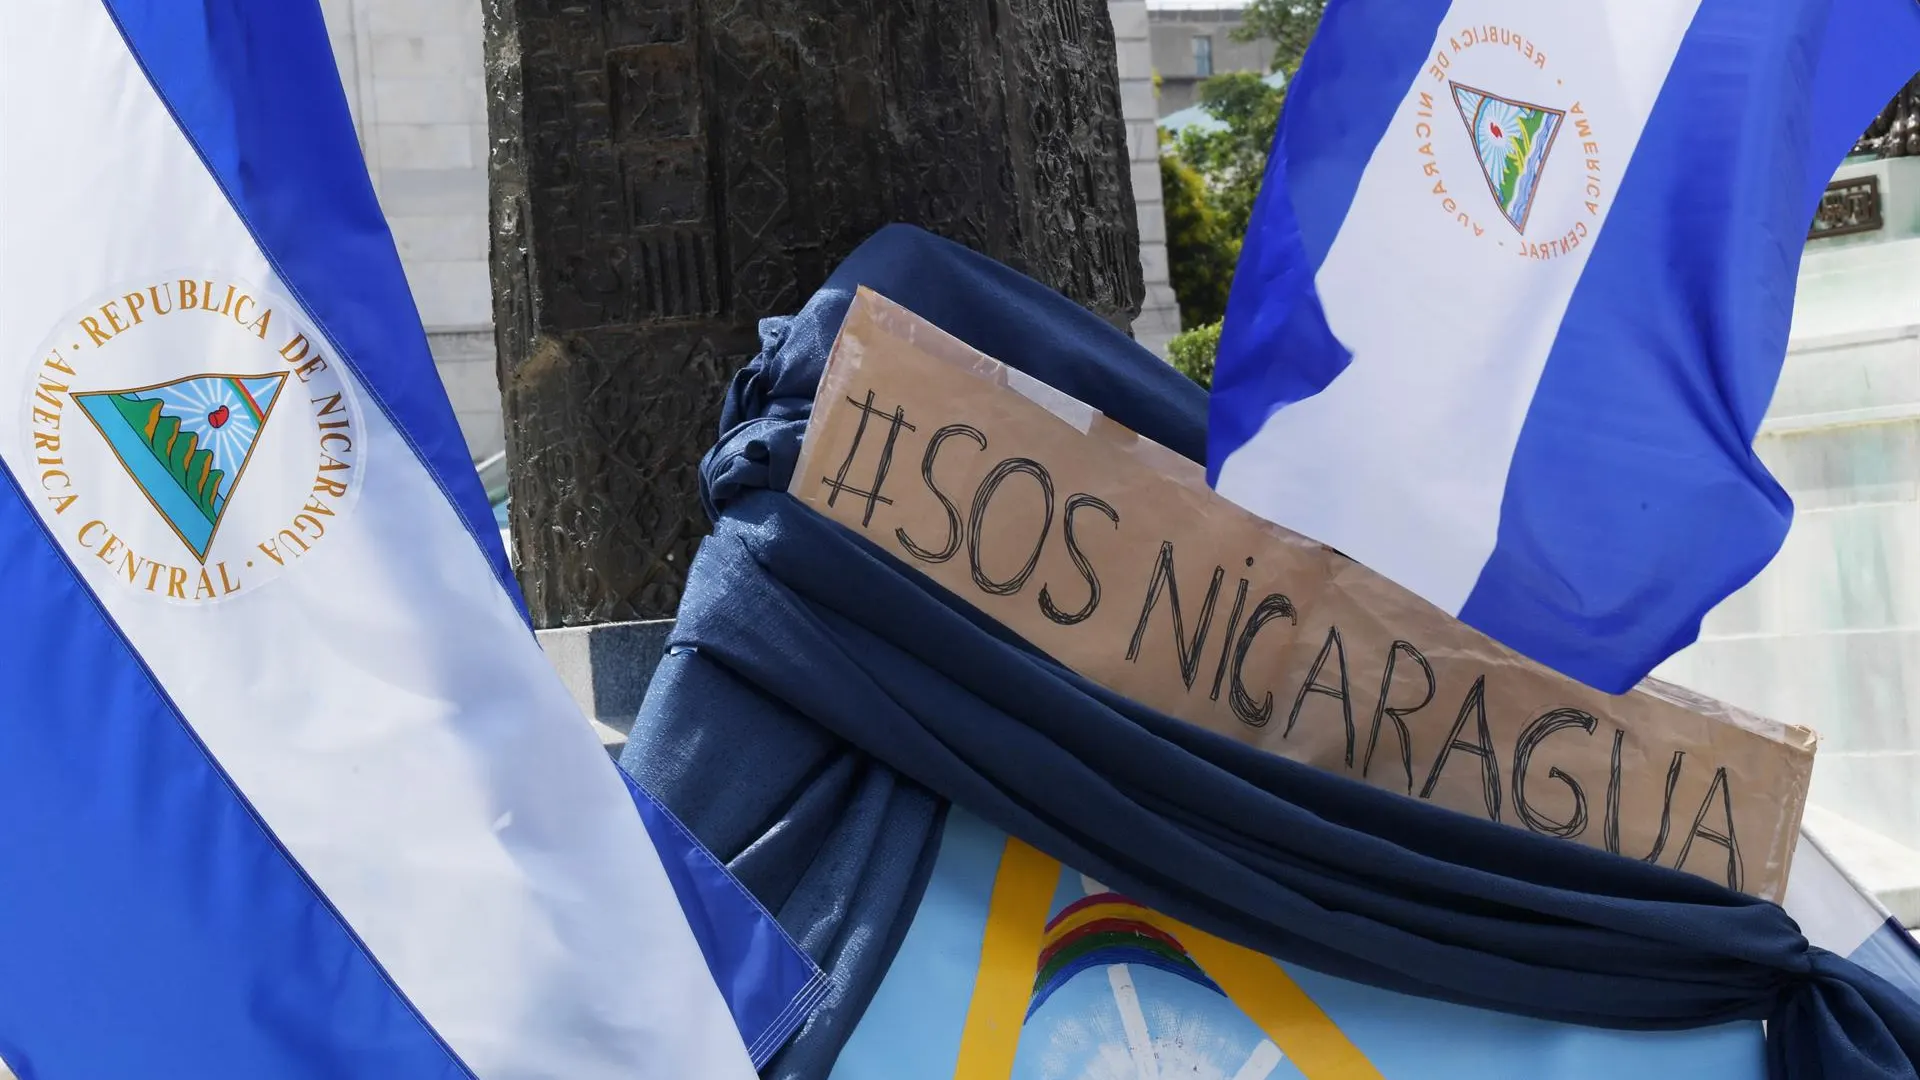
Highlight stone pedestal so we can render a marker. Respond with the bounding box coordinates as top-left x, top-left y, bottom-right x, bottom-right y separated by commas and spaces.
536, 619, 674, 756
484, 0, 1144, 627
